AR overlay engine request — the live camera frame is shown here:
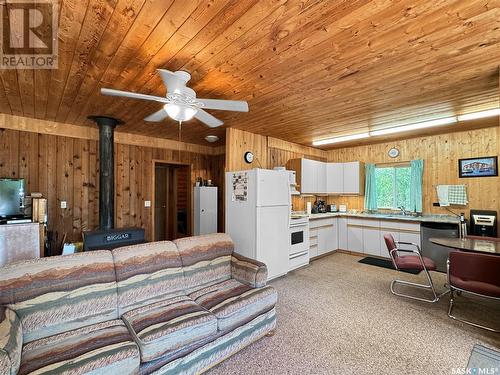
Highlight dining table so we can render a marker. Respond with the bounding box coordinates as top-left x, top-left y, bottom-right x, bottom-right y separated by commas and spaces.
429, 237, 500, 255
